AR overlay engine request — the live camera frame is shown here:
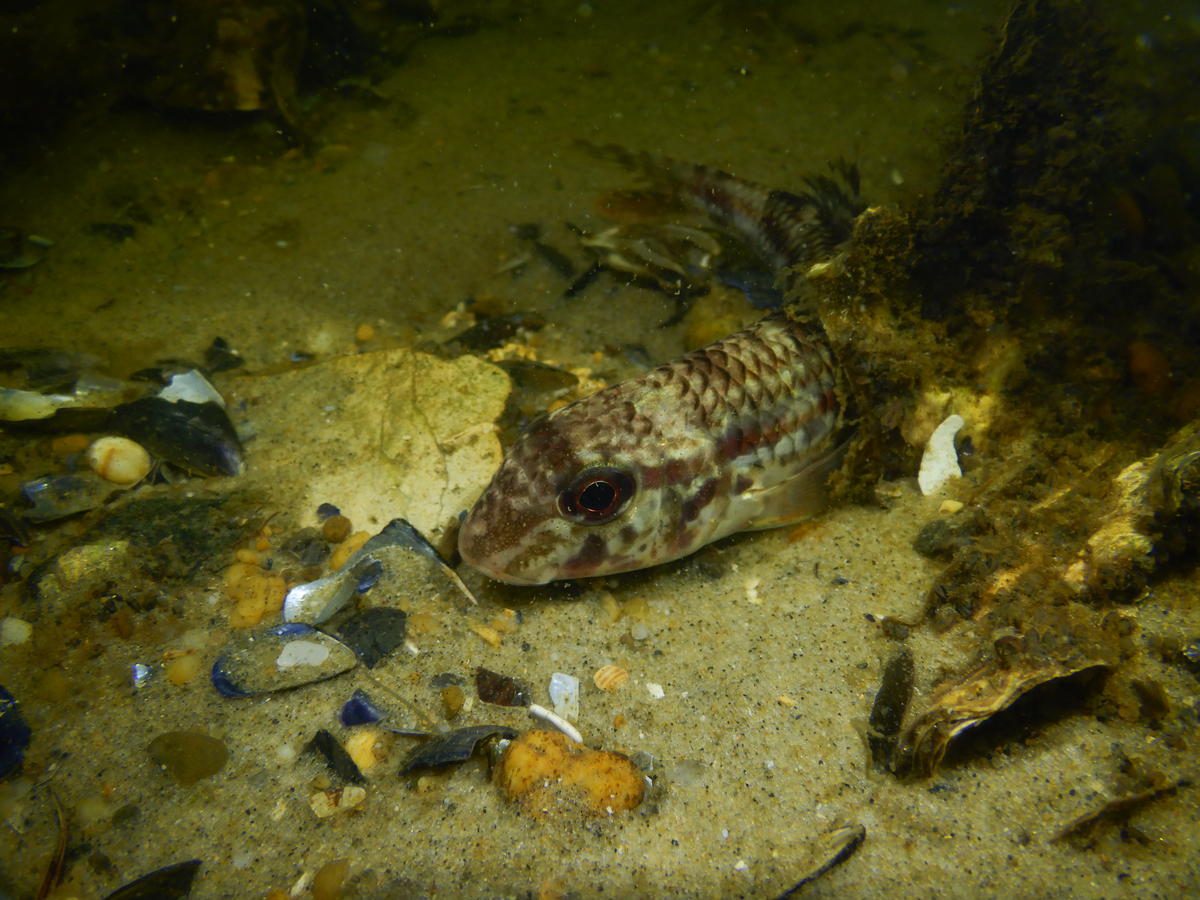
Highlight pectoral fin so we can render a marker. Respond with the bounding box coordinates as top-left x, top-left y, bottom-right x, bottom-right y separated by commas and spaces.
742, 440, 849, 530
